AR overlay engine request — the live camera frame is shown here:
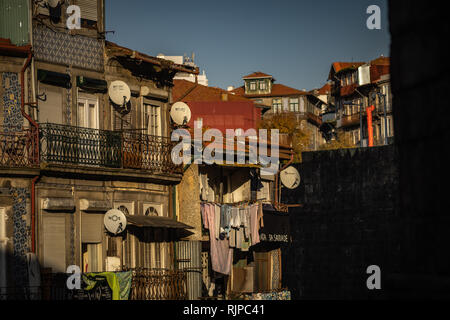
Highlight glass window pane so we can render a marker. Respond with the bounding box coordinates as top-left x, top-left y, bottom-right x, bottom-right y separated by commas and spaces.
78, 102, 85, 127
88, 103, 96, 129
